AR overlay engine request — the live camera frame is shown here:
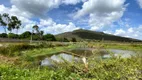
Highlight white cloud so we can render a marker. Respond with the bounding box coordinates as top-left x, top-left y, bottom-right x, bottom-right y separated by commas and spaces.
0, 4, 36, 33
137, 0, 142, 8
0, 4, 80, 34
62, 0, 81, 5
104, 26, 142, 40
39, 19, 80, 34
114, 29, 126, 35
11, 0, 86, 17
117, 18, 131, 28
11, 0, 62, 17
74, 0, 127, 30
